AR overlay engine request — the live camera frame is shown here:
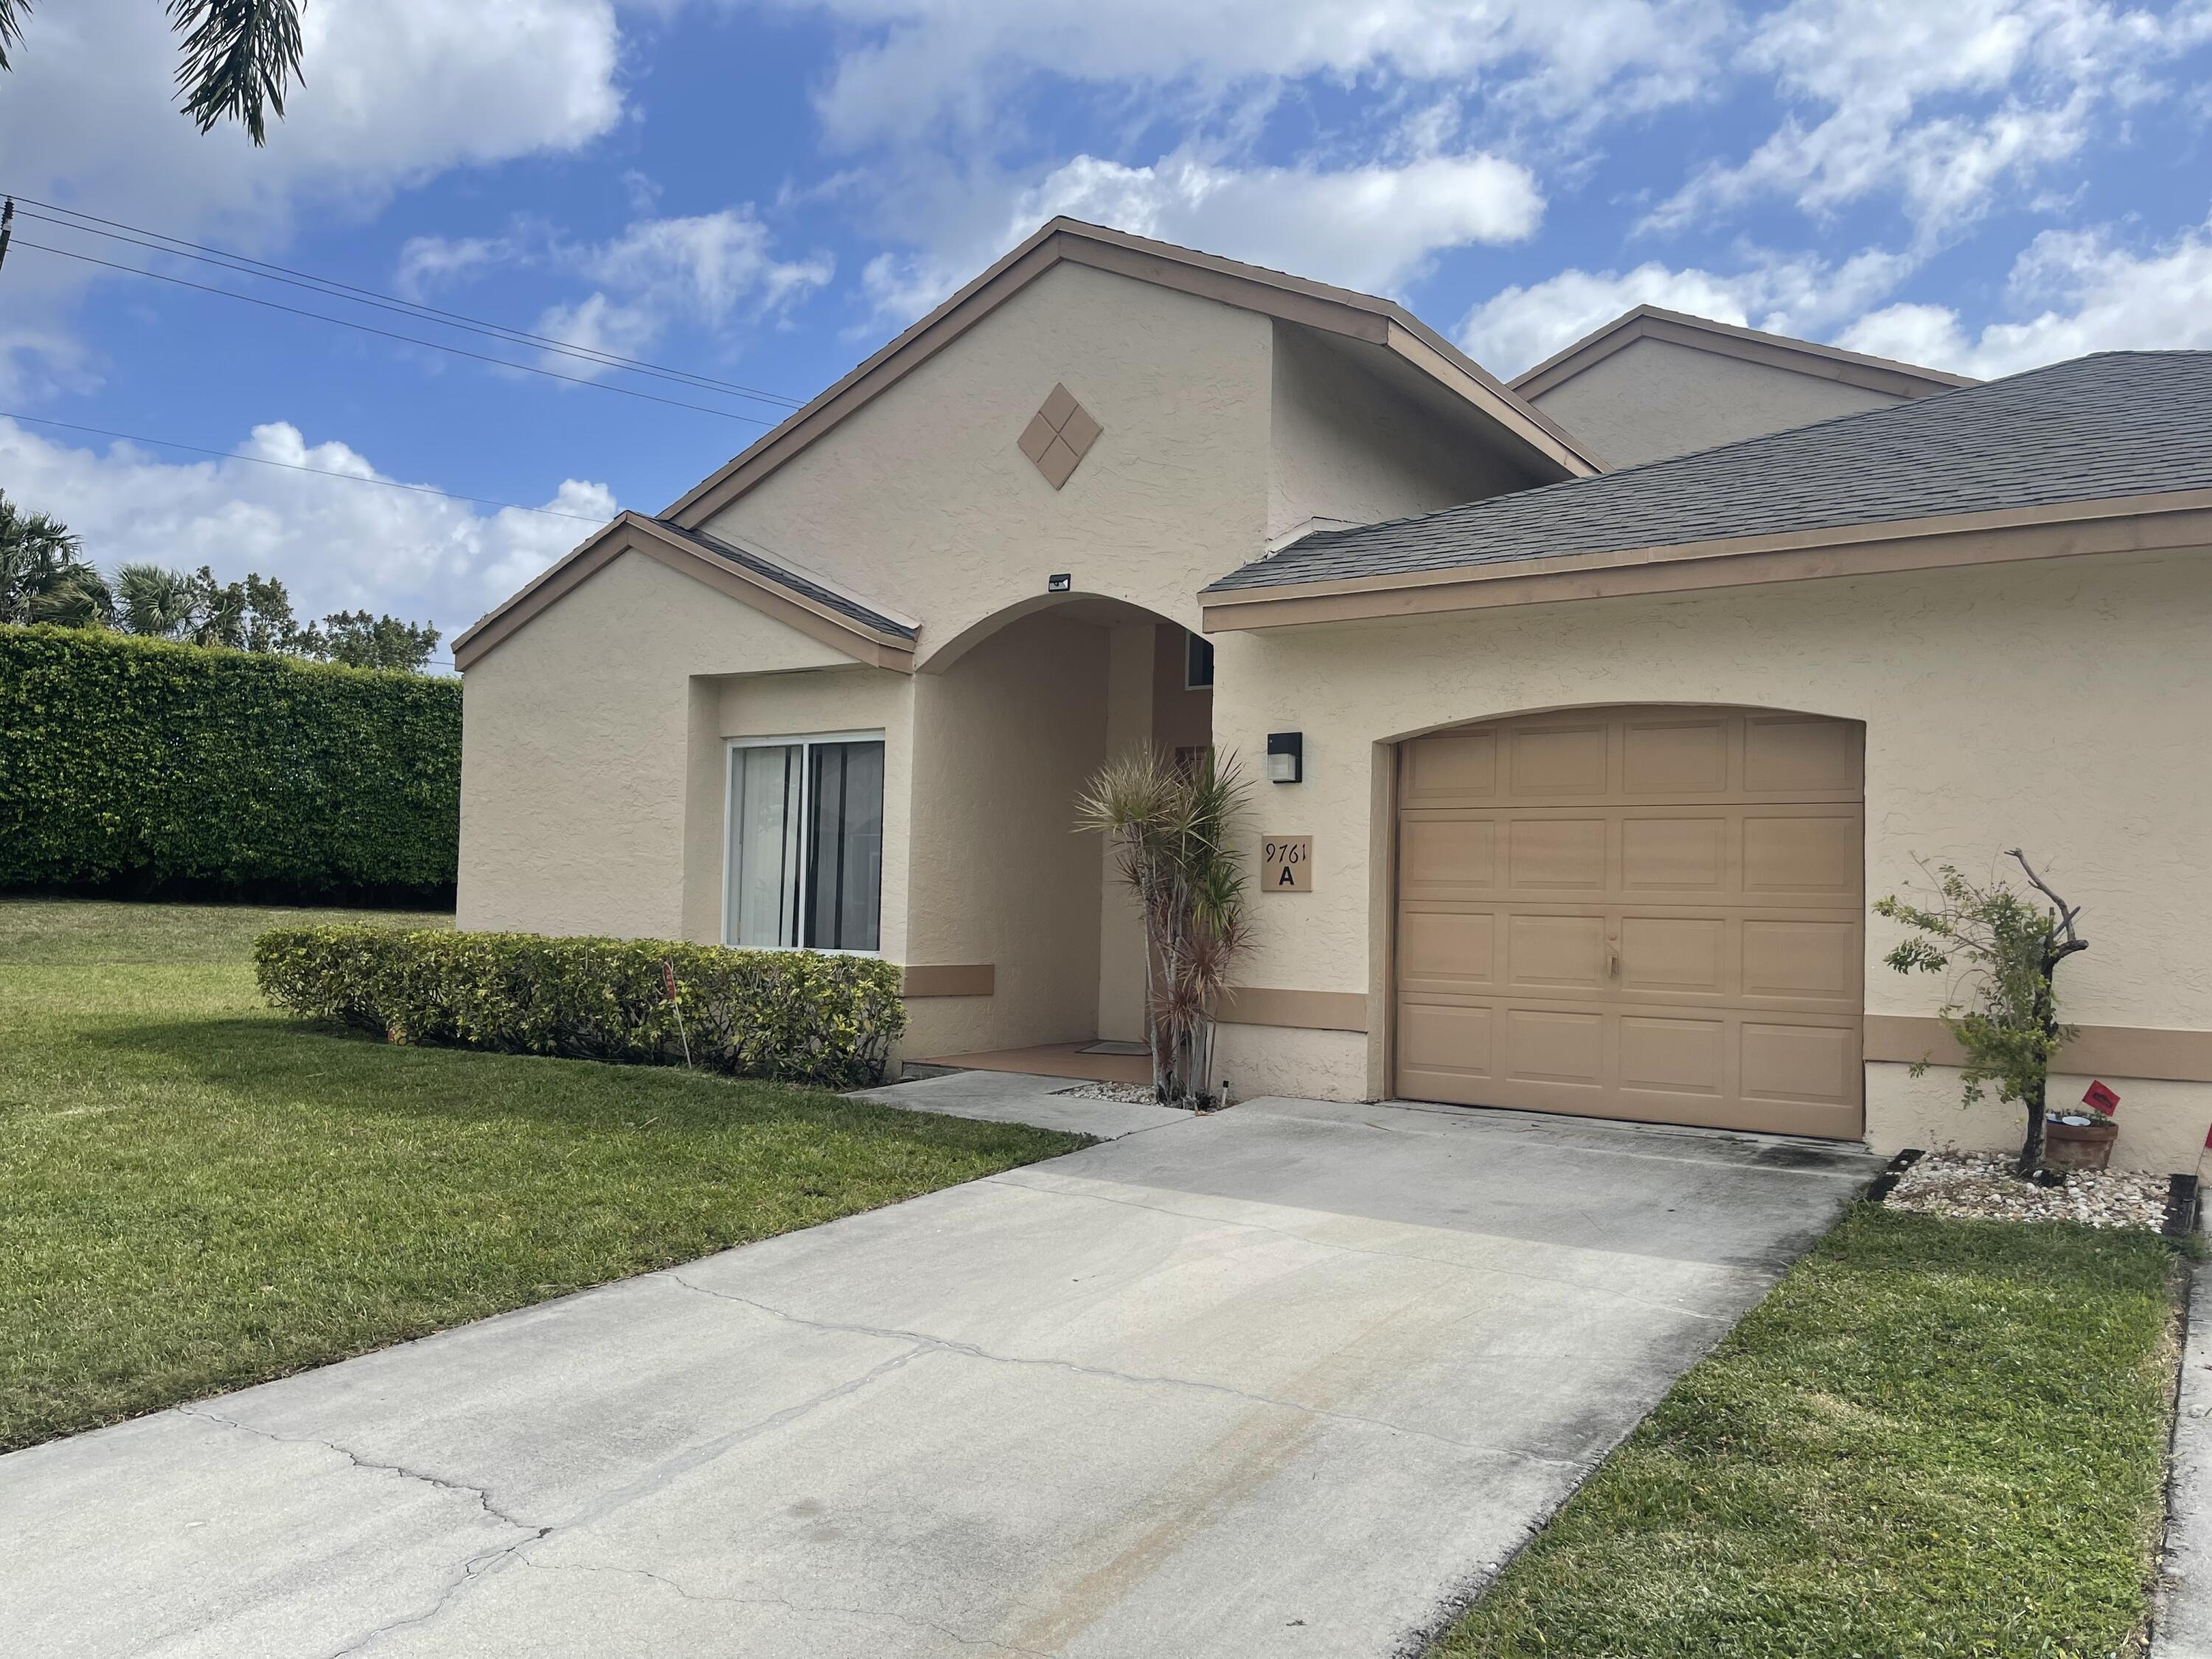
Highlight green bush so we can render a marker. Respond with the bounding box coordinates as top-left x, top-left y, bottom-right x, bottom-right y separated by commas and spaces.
0, 624, 458, 901
254, 927, 908, 1089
